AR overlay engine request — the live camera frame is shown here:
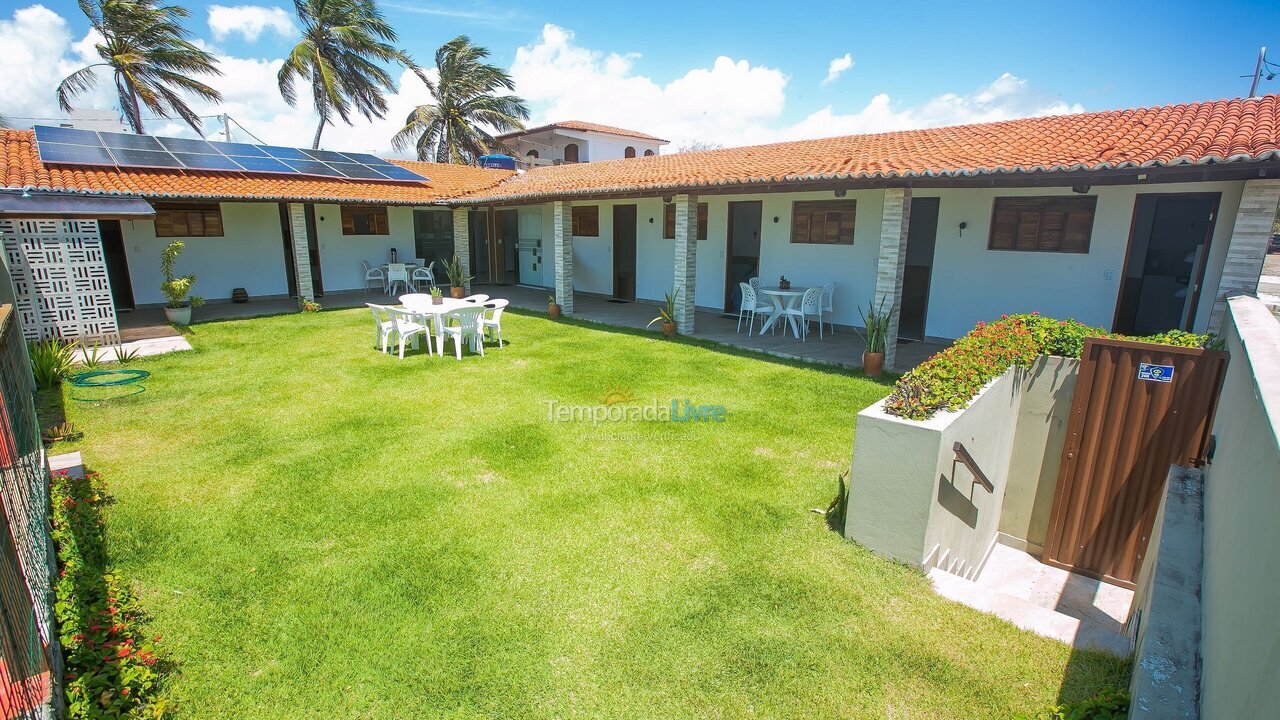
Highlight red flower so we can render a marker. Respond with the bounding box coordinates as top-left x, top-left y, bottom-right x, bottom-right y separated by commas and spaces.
116, 646, 131, 657
121, 688, 130, 696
